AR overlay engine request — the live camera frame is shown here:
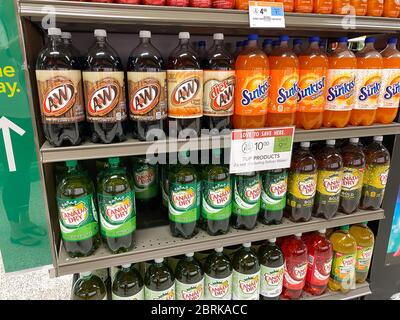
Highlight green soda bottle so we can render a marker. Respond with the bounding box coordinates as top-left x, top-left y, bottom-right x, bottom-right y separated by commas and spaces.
232, 242, 260, 300
204, 247, 233, 300
72, 271, 107, 300
57, 160, 100, 258
145, 258, 175, 300
175, 253, 204, 300
168, 151, 200, 239
160, 163, 170, 215
98, 157, 136, 253
112, 263, 144, 300
201, 149, 232, 236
